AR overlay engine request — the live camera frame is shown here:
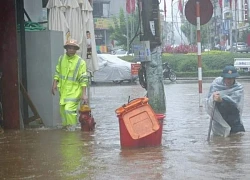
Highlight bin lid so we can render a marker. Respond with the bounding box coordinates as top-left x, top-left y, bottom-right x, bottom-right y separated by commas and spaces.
122, 104, 160, 140
115, 97, 149, 115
